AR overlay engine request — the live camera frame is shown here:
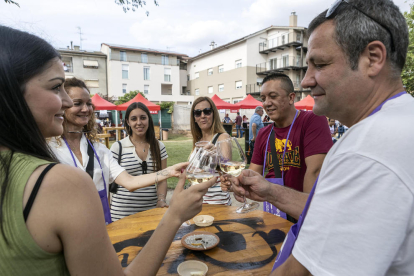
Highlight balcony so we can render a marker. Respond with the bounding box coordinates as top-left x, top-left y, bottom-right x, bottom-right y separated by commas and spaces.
246, 84, 261, 96
256, 56, 306, 75
259, 33, 303, 54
